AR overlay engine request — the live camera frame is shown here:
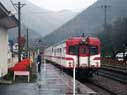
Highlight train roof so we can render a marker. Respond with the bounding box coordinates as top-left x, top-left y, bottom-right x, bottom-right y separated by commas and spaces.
66, 37, 100, 46
45, 36, 100, 49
